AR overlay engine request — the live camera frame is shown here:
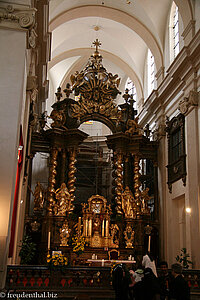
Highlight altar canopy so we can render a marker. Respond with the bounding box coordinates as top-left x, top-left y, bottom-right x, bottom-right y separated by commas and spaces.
27, 40, 158, 264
